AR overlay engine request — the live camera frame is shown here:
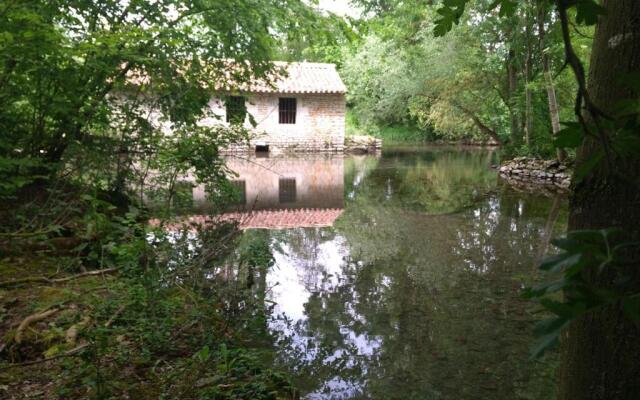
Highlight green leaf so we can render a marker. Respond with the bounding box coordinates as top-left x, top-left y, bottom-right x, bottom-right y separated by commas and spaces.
622, 296, 640, 323
540, 299, 575, 318
434, 18, 454, 37
551, 230, 605, 253
554, 122, 584, 148
612, 128, 640, 157
540, 253, 581, 273
533, 316, 569, 337
194, 345, 210, 362
433, 0, 469, 36
524, 279, 568, 298
575, 0, 607, 26
574, 150, 604, 182
444, 0, 468, 7
489, 0, 518, 17
530, 332, 560, 359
